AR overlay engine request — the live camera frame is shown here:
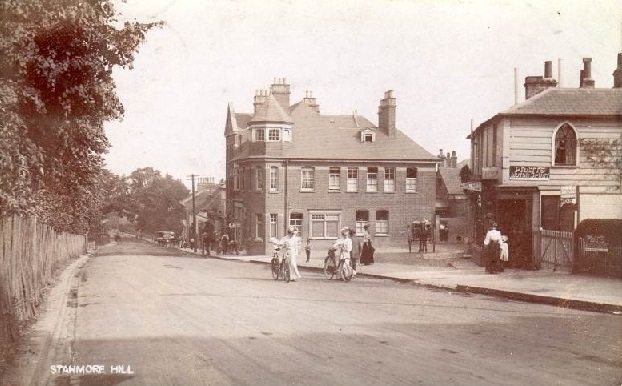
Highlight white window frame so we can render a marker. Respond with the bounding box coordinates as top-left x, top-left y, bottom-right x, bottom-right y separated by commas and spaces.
384, 167, 395, 192
268, 128, 280, 141
406, 167, 417, 193
289, 213, 303, 233
269, 213, 278, 239
233, 165, 240, 191
255, 213, 264, 240
329, 167, 341, 191
366, 167, 378, 192
355, 210, 369, 236
270, 166, 279, 192
552, 123, 578, 167
255, 128, 265, 142
347, 167, 358, 192
255, 167, 264, 191
301, 167, 315, 191
376, 210, 389, 235
309, 211, 341, 239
